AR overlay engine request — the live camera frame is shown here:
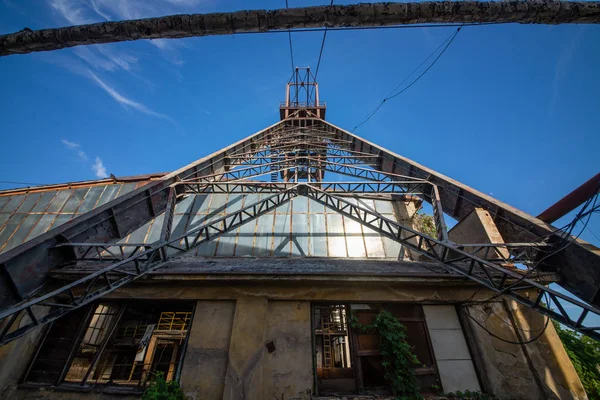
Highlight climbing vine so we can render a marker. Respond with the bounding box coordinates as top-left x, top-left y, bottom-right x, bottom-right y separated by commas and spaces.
142, 372, 186, 400
351, 309, 423, 400
414, 211, 436, 238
